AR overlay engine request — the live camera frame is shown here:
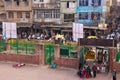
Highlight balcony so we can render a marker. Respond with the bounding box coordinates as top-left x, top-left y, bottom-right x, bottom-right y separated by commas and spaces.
7, 18, 32, 23
0, 13, 6, 22
0, 18, 6, 22
32, 3, 60, 9
5, 1, 31, 11
34, 18, 60, 24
